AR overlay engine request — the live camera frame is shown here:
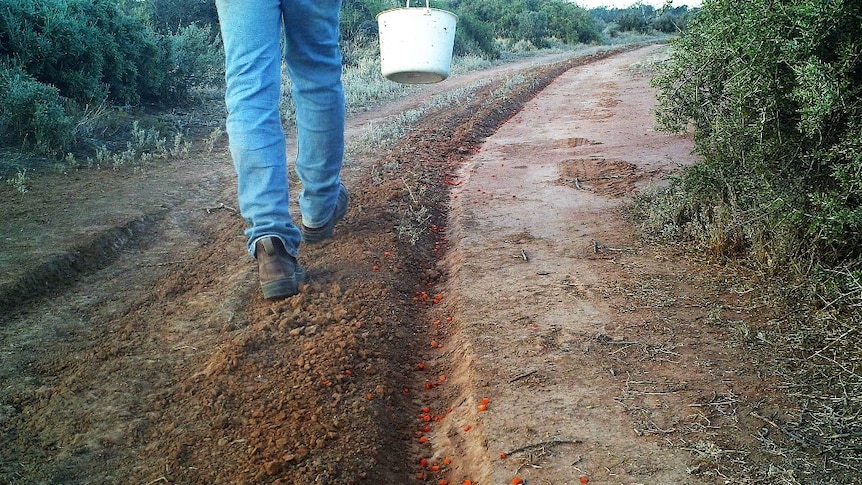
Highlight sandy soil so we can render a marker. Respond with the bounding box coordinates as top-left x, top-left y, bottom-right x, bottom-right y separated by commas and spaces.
1, 45, 794, 484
